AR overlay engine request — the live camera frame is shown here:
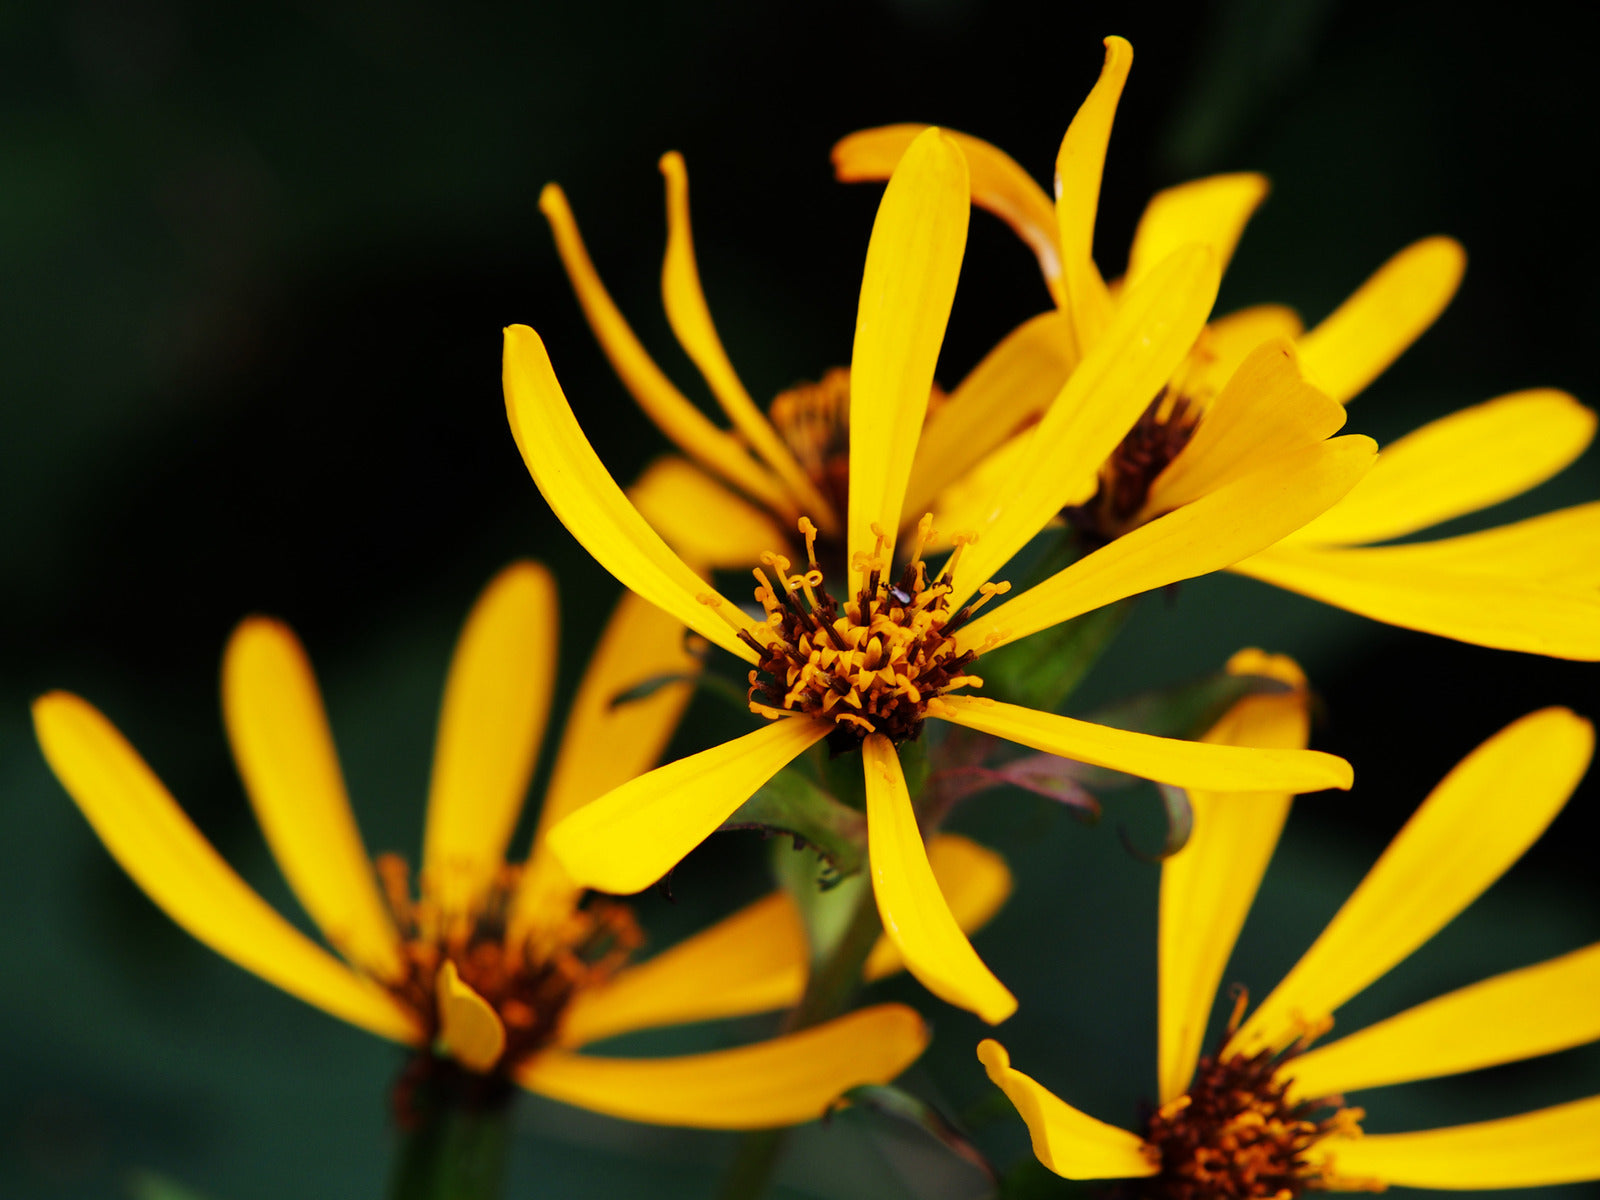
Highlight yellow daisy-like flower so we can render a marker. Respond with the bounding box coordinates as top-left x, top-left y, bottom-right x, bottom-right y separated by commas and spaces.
979, 686, 1600, 1193
32, 563, 945, 1130
504, 127, 1367, 1026
835, 37, 1600, 659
